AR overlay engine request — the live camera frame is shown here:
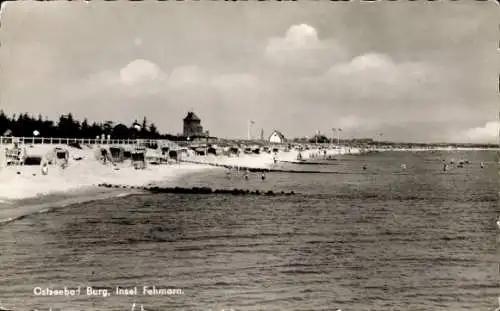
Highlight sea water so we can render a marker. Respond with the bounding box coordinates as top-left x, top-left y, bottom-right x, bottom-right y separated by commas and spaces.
0, 151, 498, 311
